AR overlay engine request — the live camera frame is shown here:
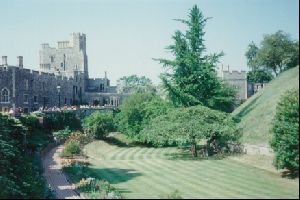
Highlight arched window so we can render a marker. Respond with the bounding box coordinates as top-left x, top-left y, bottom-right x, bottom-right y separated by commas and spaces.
1, 88, 9, 103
